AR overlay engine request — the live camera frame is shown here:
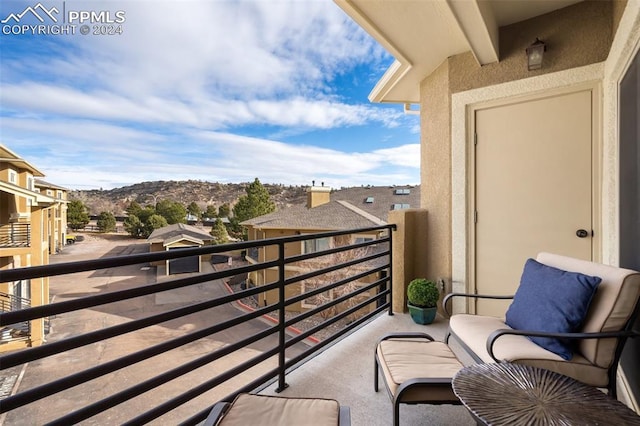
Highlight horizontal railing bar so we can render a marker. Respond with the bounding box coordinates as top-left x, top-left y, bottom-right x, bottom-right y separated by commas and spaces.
285, 291, 386, 348
0, 286, 279, 370
0, 225, 393, 282
122, 345, 284, 426
0, 305, 276, 413
47, 326, 283, 426
1, 261, 279, 325
283, 249, 388, 287
285, 277, 388, 332
285, 236, 388, 264
286, 305, 387, 369
284, 265, 389, 308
